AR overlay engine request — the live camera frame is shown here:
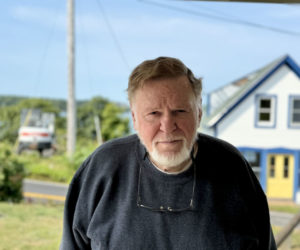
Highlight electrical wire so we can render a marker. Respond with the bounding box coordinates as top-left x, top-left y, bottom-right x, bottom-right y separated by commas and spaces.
77, 0, 95, 98
32, 2, 64, 97
138, 0, 300, 37
95, 0, 131, 70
